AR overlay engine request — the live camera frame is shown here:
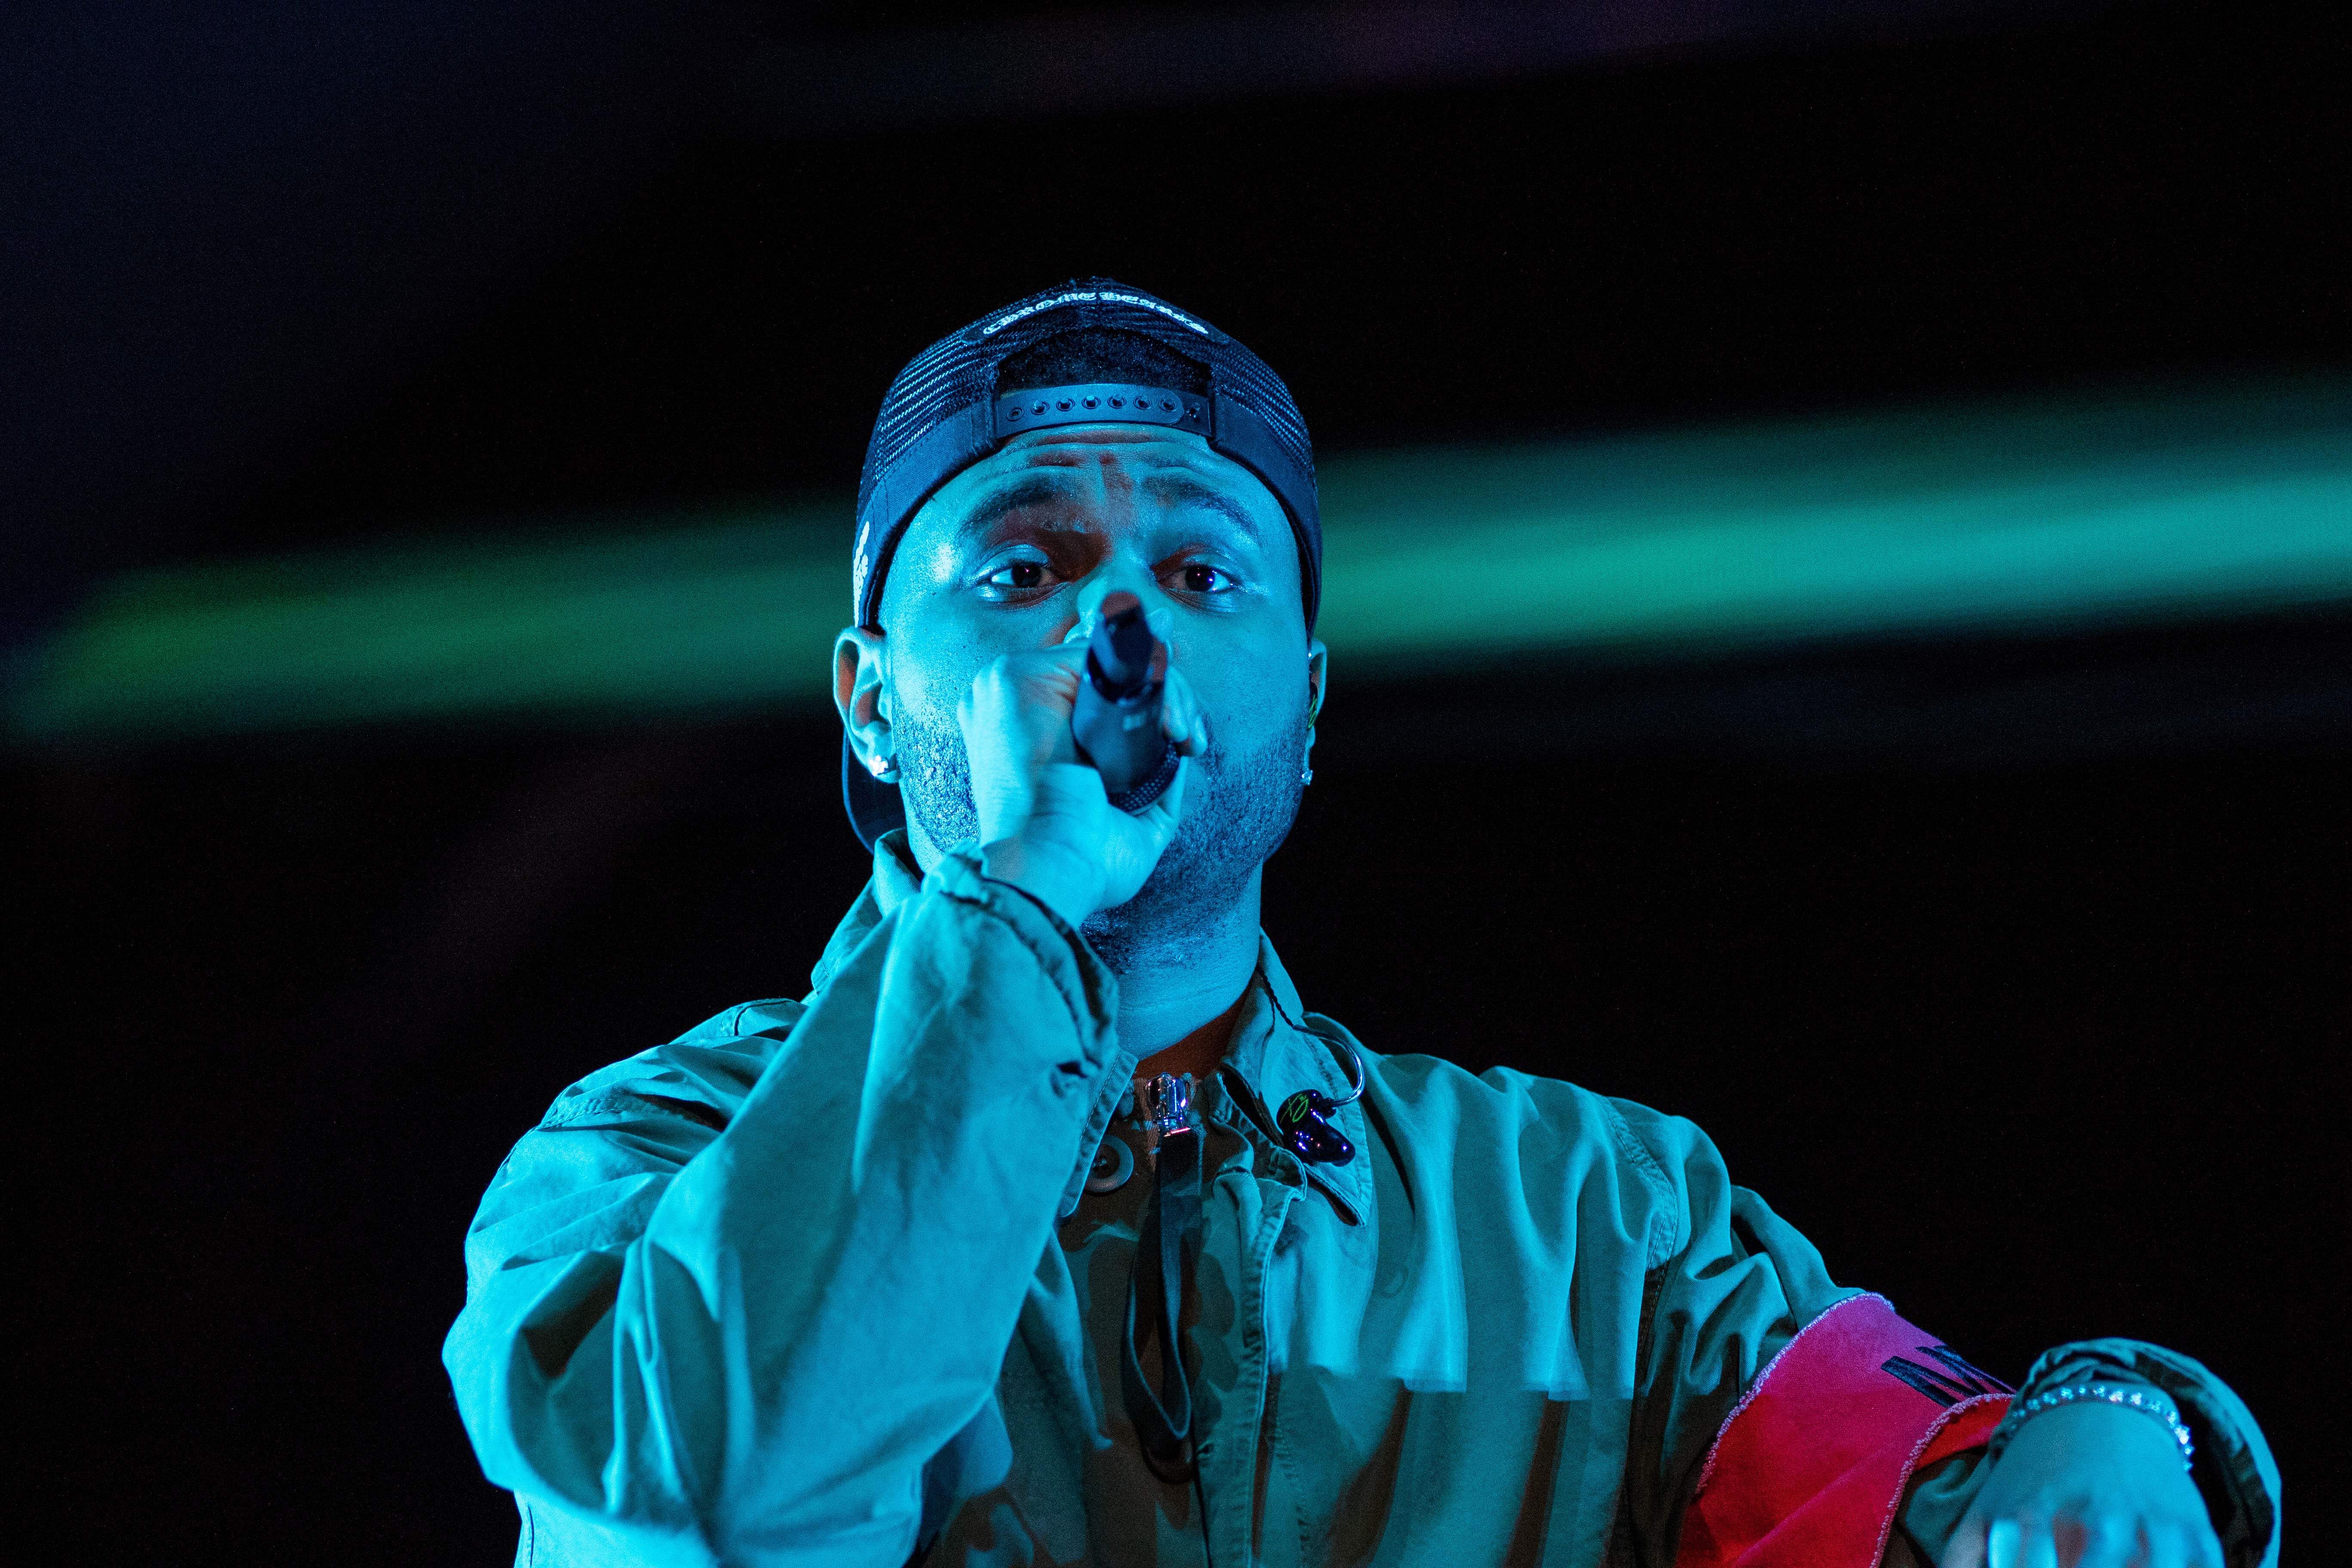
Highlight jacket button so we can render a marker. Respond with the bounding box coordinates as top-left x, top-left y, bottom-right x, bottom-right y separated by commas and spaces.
1085, 1136, 1135, 1193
